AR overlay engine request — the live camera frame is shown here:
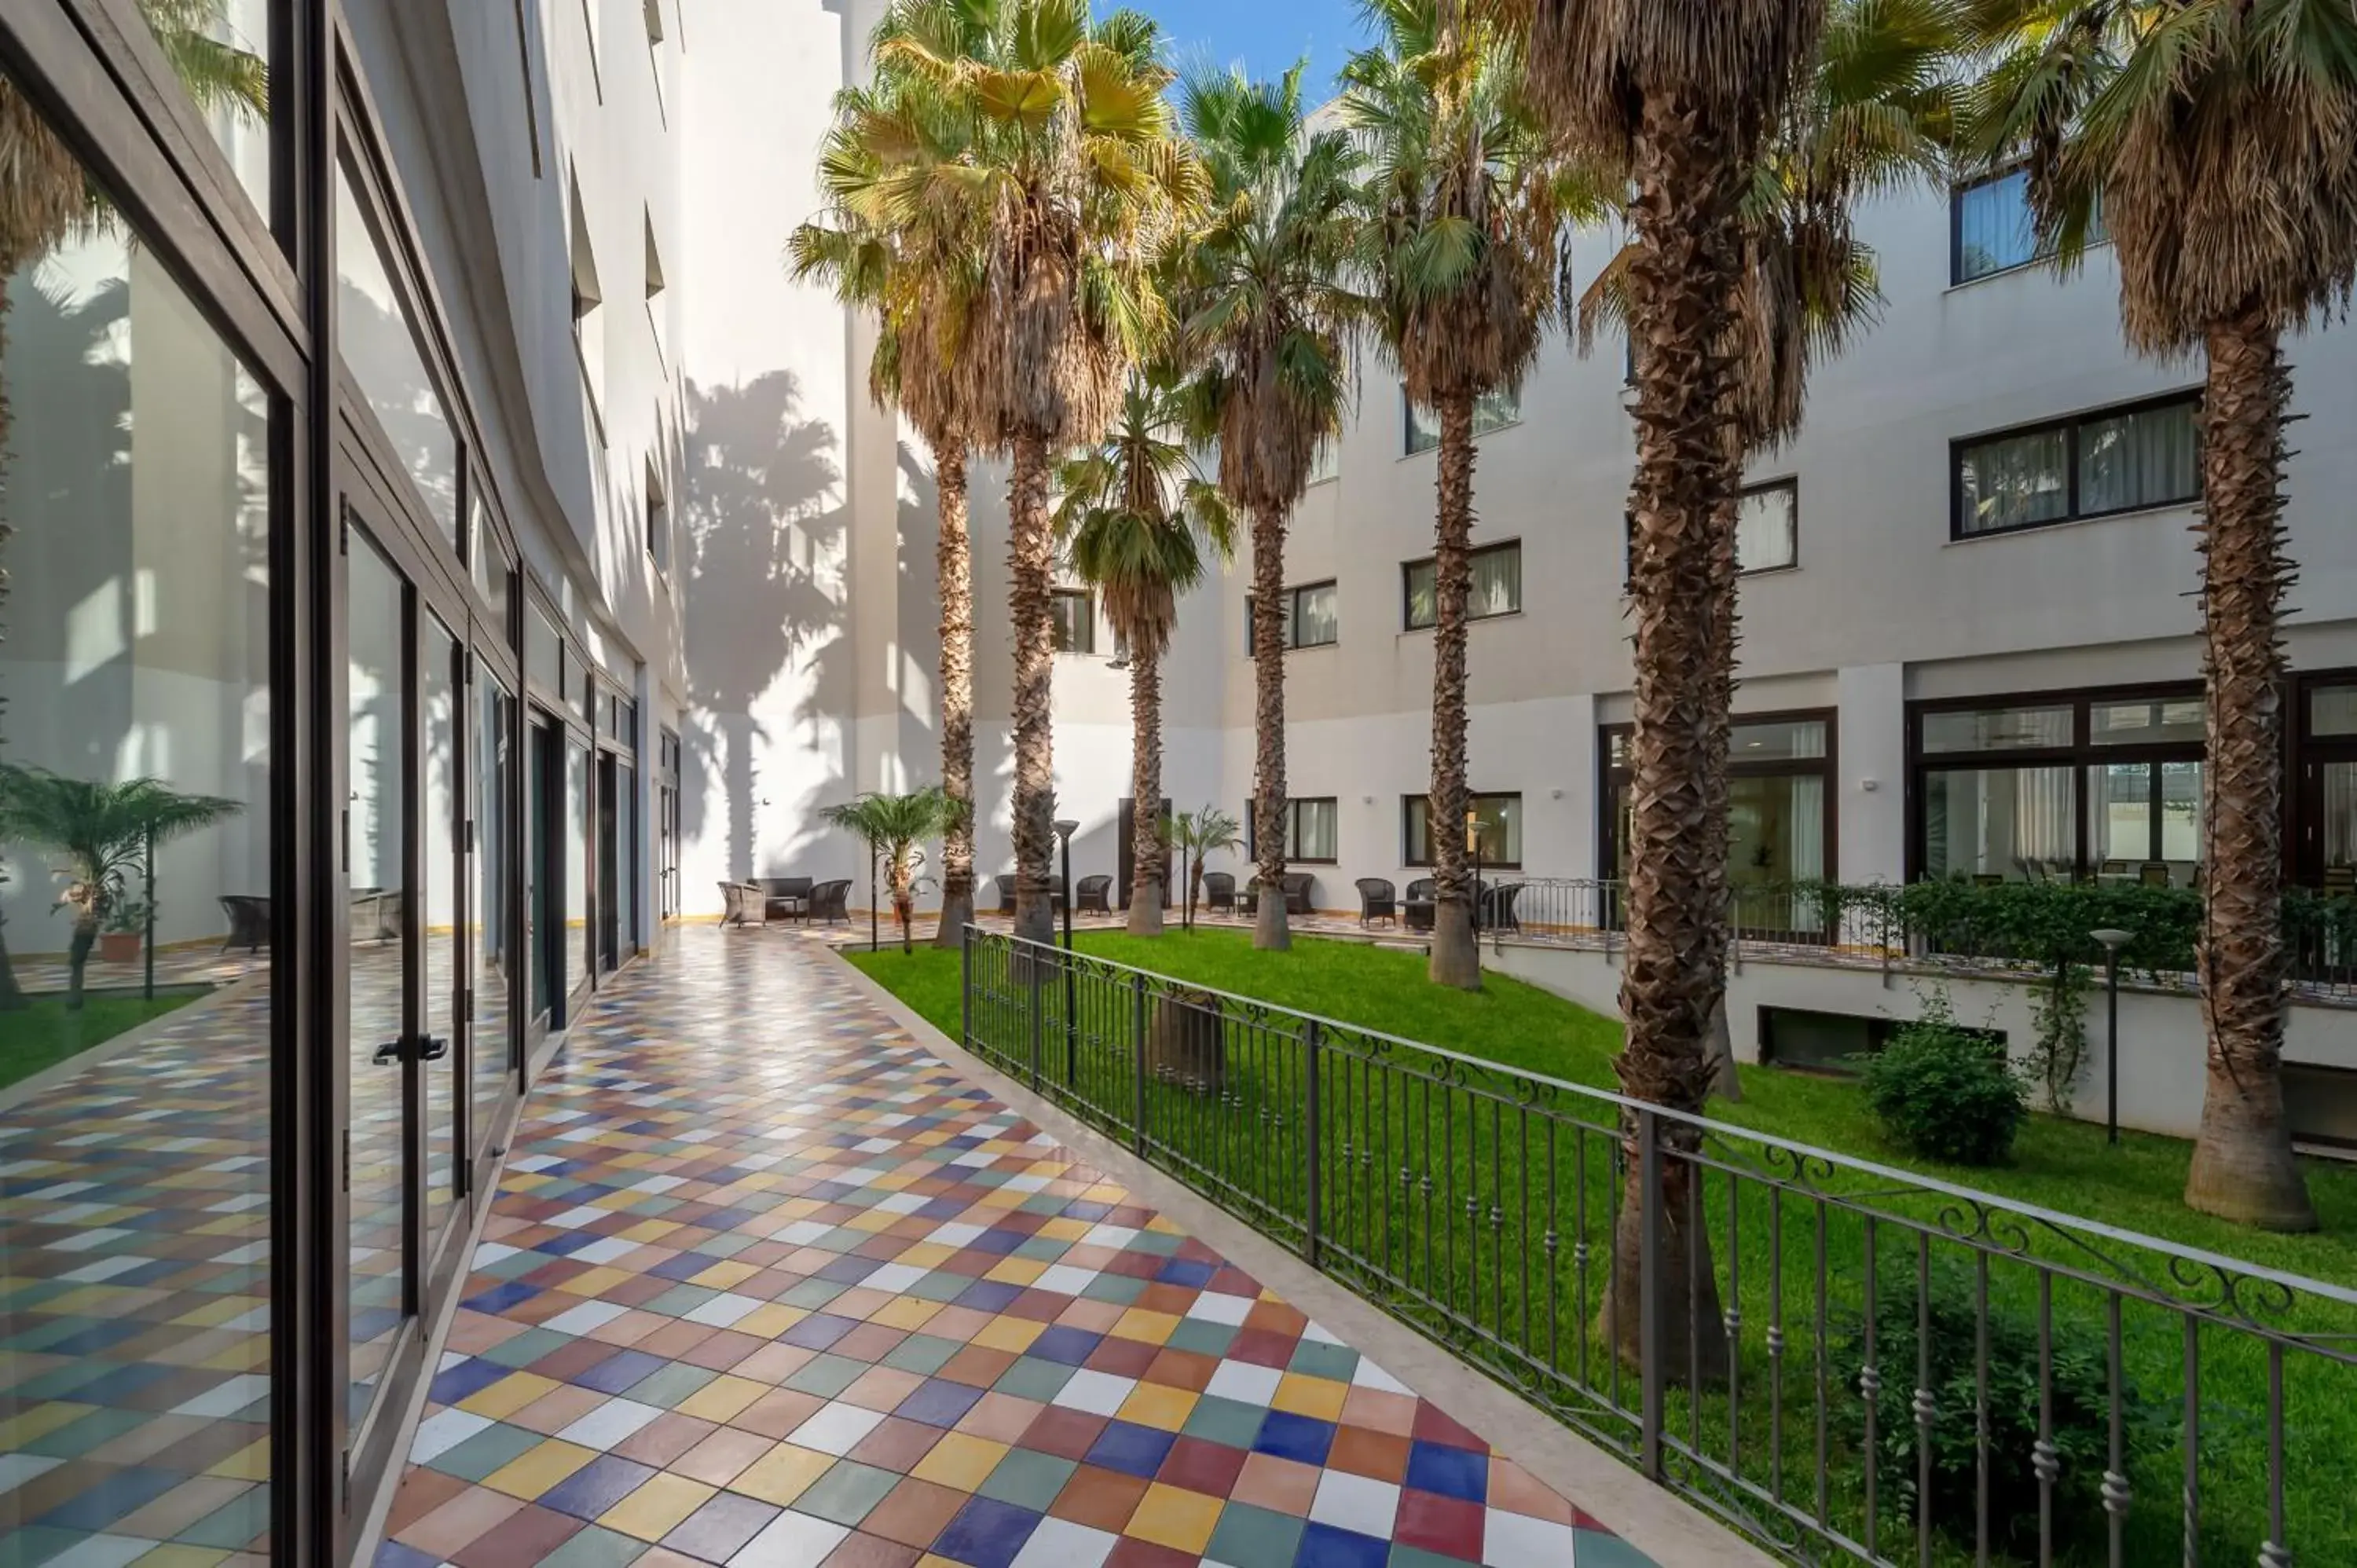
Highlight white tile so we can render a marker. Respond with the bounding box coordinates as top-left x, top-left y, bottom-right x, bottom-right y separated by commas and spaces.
999, 1174, 1050, 1194
1300, 1321, 1346, 1346
471, 1242, 523, 1266
543, 1300, 631, 1335
874, 1192, 926, 1214
1008, 1517, 1119, 1568
1079, 1224, 1138, 1250
1050, 1370, 1138, 1416
1203, 1361, 1284, 1407
786, 1402, 887, 1456
40, 1534, 151, 1568
1309, 1471, 1400, 1535
630, 1174, 688, 1193
569, 1236, 642, 1266
168, 1373, 269, 1419
544, 1204, 612, 1229
854, 1138, 897, 1153
684, 1292, 766, 1328
860, 1262, 928, 1295
777, 1219, 834, 1244
1483, 1509, 1582, 1568
42, 1228, 130, 1253
59, 1255, 155, 1284
409, 1408, 493, 1463
728, 1508, 851, 1568
0, 1453, 60, 1489
1032, 1265, 1099, 1298
1351, 1359, 1415, 1396
1186, 1291, 1254, 1326
927, 1222, 986, 1247
556, 1398, 665, 1449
